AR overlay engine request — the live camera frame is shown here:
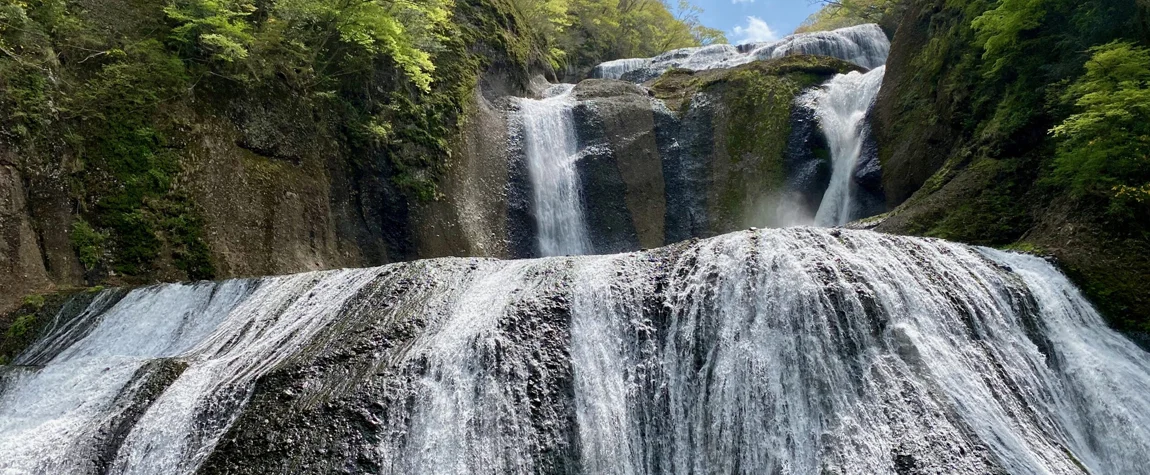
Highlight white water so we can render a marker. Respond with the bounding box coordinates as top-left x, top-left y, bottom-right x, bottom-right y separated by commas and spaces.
383, 260, 545, 474
3, 229, 1150, 474
593, 24, 889, 82
0, 269, 382, 474
517, 84, 592, 257
806, 66, 887, 226
571, 229, 1150, 474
